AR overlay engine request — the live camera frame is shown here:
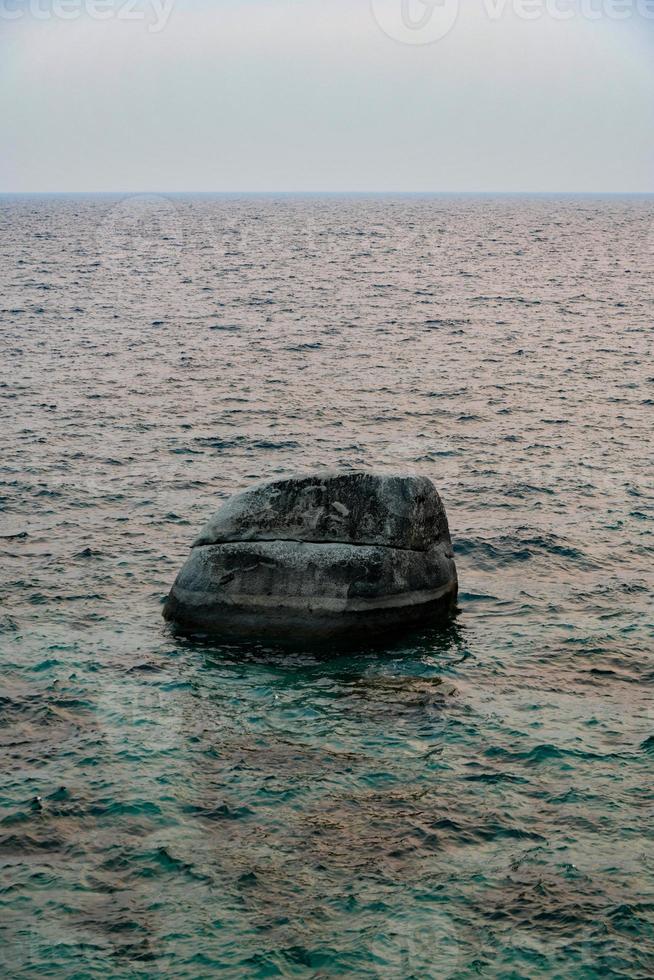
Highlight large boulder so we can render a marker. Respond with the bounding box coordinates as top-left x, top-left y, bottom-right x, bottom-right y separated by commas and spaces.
163, 472, 457, 642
